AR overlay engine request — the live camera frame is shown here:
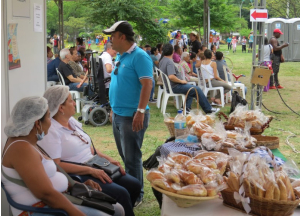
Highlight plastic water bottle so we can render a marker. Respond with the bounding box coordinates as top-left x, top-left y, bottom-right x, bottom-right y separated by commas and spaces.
174, 110, 188, 138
